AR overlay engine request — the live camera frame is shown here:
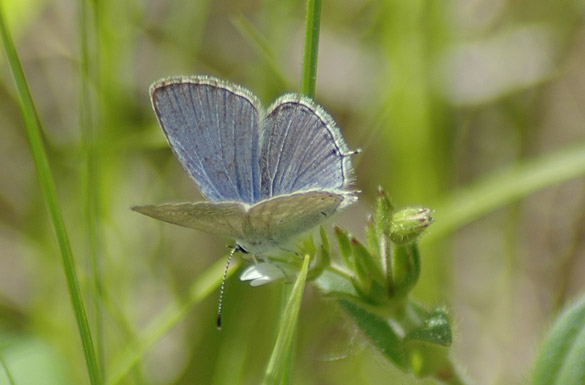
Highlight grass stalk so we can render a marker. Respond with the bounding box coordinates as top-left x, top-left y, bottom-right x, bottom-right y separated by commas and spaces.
262, 255, 310, 385
301, 0, 322, 98
0, 350, 15, 385
0, 7, 101, 385
427, 142, 585, 241
78, 0, 104, 377
107, 256, 240, 385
